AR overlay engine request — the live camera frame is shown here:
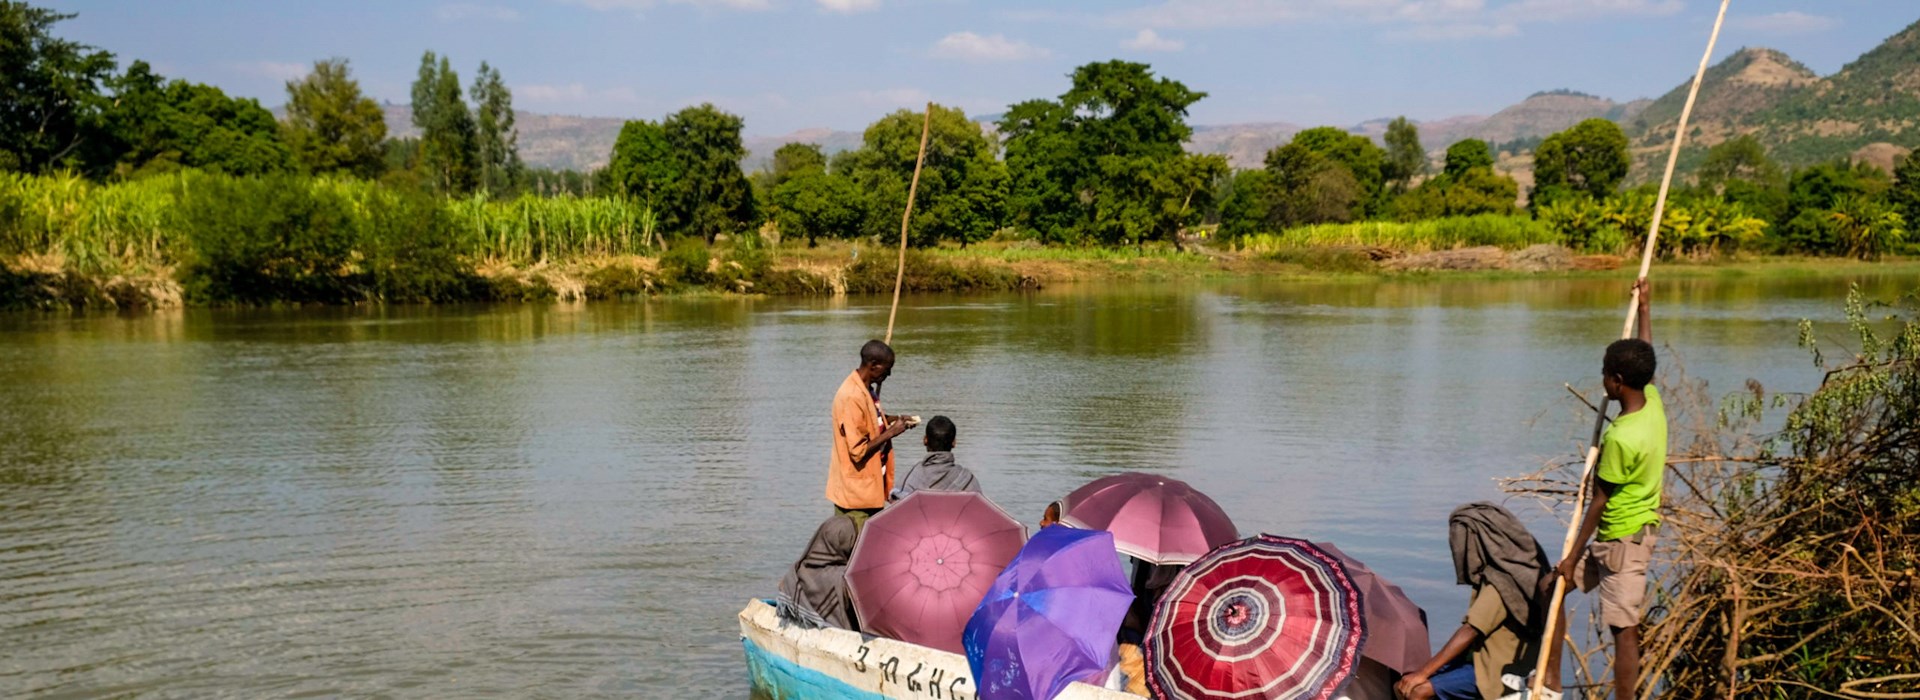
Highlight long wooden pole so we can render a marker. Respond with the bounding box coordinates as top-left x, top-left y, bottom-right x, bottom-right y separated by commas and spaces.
1531, 2, 1731, 696
884, 103, 934, 345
